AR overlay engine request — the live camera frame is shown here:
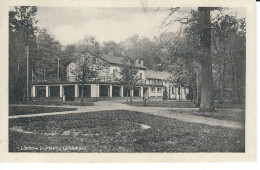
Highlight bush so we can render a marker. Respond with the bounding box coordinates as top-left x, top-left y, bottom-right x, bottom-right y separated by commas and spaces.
186, 94, 191, 100
163, 87, 168, 100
